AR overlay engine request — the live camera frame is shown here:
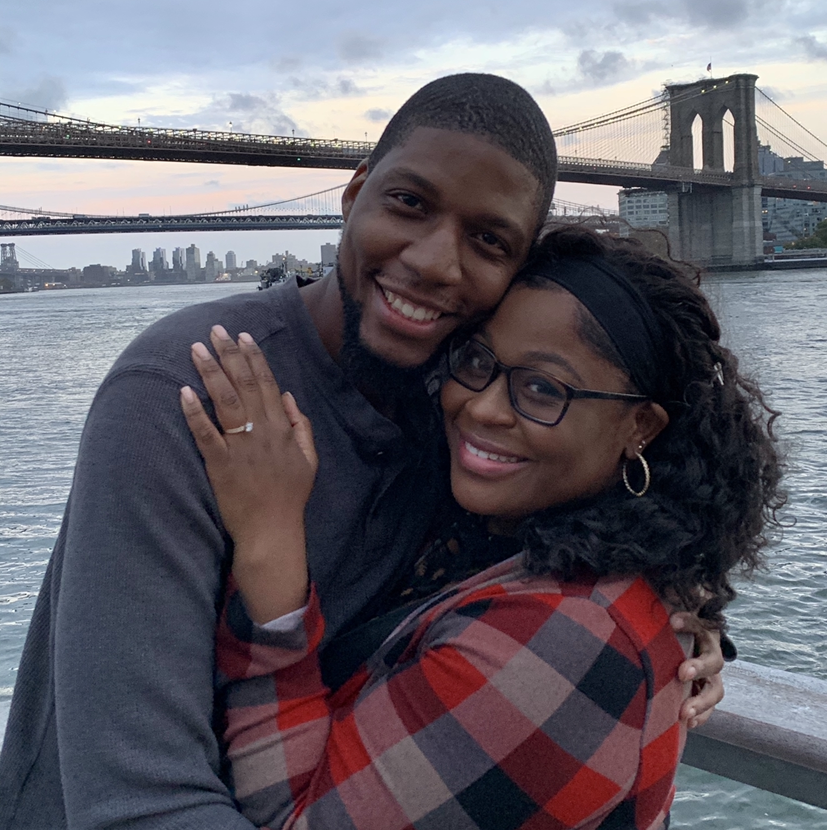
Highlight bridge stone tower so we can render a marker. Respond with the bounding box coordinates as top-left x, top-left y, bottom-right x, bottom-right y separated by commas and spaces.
665, 74, 763, 268
1, 243, 19, 272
